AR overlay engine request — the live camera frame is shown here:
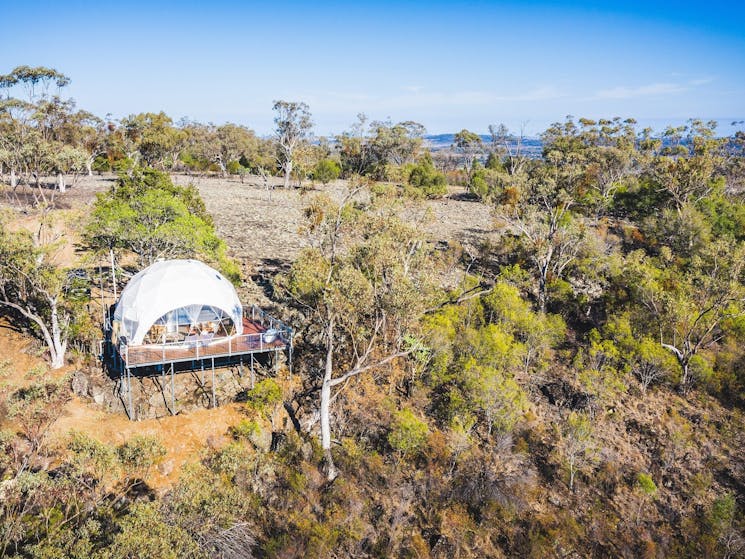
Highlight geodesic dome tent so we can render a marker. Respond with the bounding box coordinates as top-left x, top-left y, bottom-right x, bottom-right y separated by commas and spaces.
112, 259, 243, 345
